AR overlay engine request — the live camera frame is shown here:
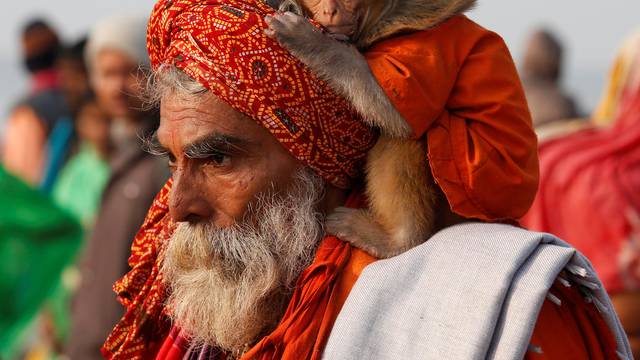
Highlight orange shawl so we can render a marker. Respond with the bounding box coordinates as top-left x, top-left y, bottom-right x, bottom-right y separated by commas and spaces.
241, 237, 374, 359
154, 235, 373, 360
